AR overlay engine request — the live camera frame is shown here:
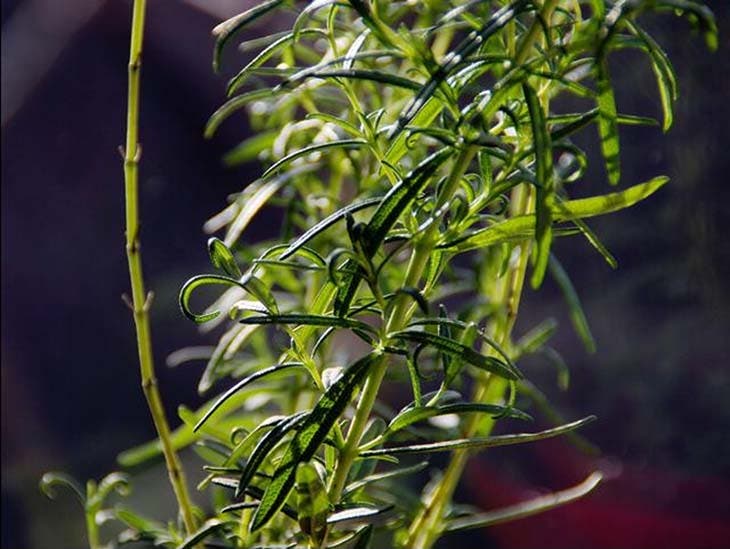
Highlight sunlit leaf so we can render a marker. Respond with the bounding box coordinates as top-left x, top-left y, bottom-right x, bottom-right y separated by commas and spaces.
194, 362, 306, 431
360, 416, 595, 457
208, 237, 241, 278
386, 402, 531, 435
390, 0, 531, 137
296, 462, 330, 546
250, 352, 381, 531
596, 60, 621, 185
343, 461, 429, 497
523, 82, 554, 288
262, 139, 369, 180
212, 0, 287, 73
236, 412, 308, 498
390, 329, 521, 380
175, 518, 226, 549
446, 471, 603, 531
441, 177, 669, 252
